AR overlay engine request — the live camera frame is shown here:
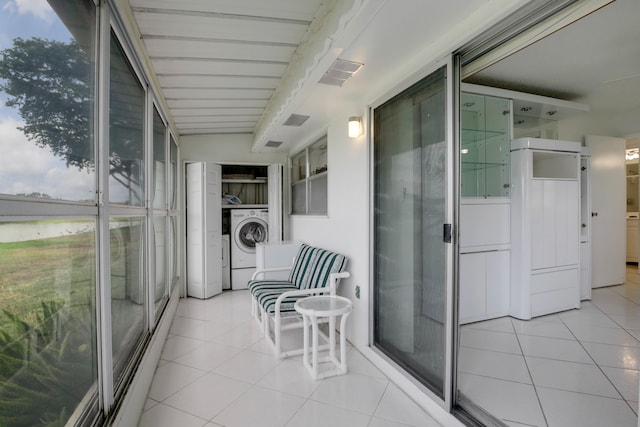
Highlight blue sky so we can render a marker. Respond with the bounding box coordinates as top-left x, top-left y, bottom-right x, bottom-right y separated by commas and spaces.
0, 0, 95, 201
